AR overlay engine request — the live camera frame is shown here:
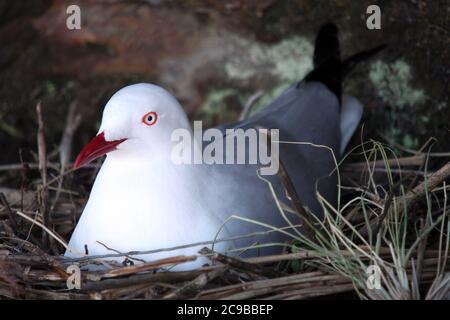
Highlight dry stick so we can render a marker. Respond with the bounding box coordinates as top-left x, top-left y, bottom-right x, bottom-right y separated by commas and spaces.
406, 161, 450, 204
398, 161, 450, 263
280, 284, 356, 300
277, 159, 318, 241
243, 245, 393, 264
199, 247, 282, 279
219, 287, 274, 300
381, 135, 450, 158
51, 103, 82, 213
198, 271, 335, 299
260, 128, 317, 242
405, 140, 432, 192
239, 90, 264, 121
98, 255, 198, 279
100, 282, 163, 300
200, 265, 446, 300
0, 285, 89, 300
366, 168, 429, 176
96, 240, 146, 264
18, 150, 31, 215
81, 269, 208, 291
0, 253, 53, 267
357, 158, 445, 238
59, 103, 82, 169
36, 102, 51, 248
342, 155, 426, 171
164, 266, 227, 299
223, 281, 353, 300
0, 193, 18, 230
0, 162, 85, 171
0, 202, 40, 246
3, 237, 68, 278
13, 210, 72, 254
62, 225, 303, 263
